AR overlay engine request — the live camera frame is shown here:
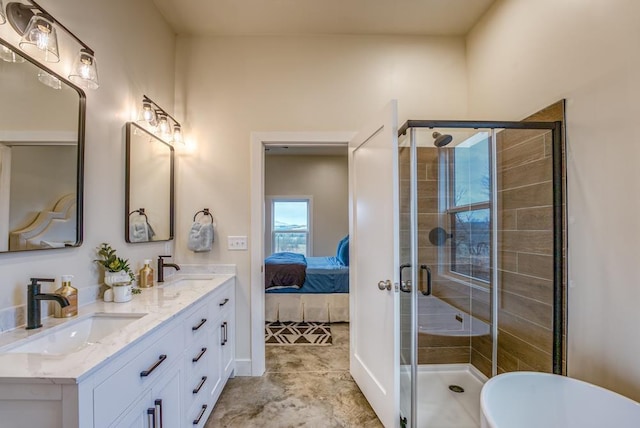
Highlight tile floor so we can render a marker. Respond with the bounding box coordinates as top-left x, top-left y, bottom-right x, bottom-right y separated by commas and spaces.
206, 323, 382, 427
